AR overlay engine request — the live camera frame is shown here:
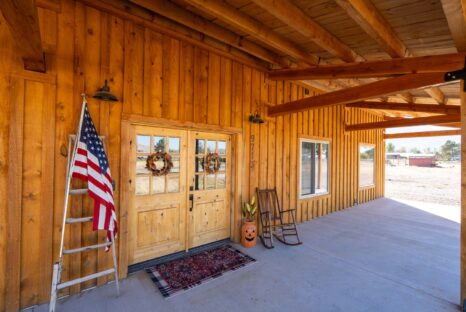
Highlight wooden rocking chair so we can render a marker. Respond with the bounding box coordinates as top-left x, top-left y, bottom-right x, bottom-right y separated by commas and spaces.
256, 187, 302, 249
